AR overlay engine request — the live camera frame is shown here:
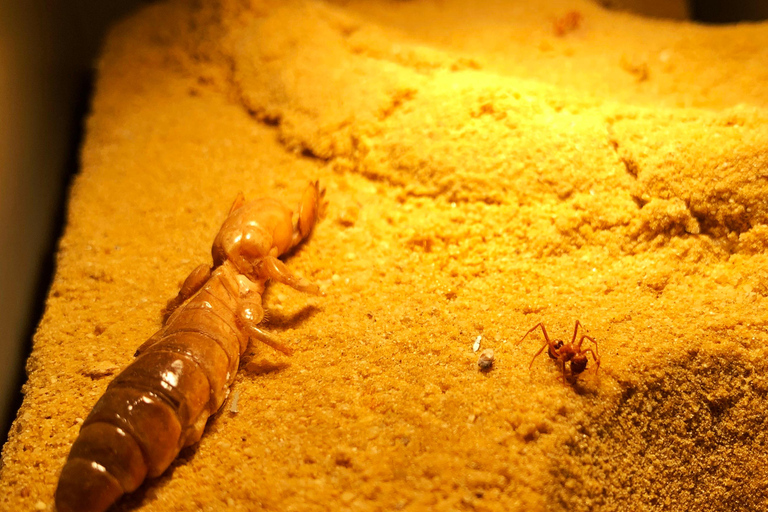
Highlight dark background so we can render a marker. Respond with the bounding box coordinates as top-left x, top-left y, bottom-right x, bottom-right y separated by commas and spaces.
0, 0, 153, 448
0, 0, 766, 447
